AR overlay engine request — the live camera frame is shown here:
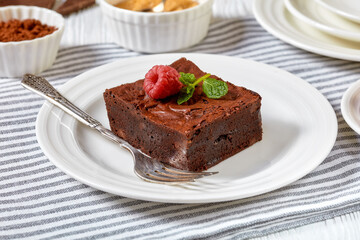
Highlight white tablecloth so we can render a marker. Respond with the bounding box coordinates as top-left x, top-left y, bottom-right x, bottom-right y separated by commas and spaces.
2, 0, 360, 239
59, 1, 360, 237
